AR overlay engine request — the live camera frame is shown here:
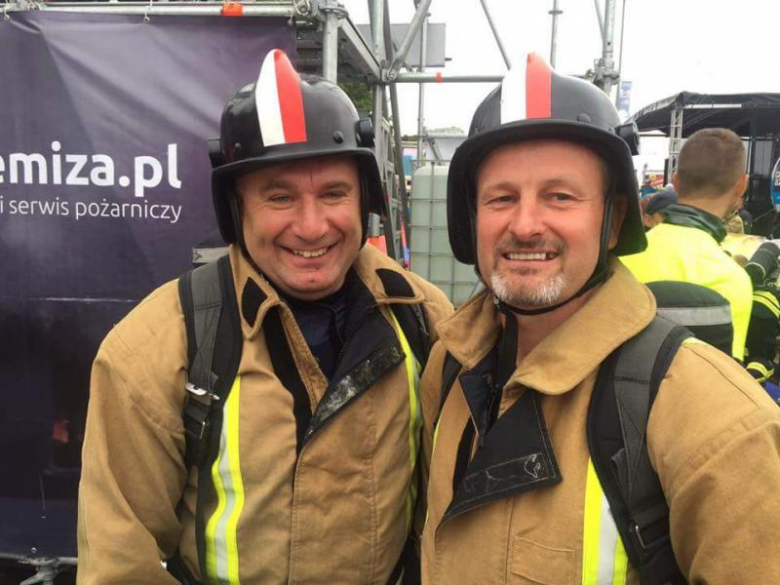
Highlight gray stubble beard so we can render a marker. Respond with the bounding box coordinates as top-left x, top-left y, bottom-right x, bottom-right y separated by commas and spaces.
490, 269, 567, 308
